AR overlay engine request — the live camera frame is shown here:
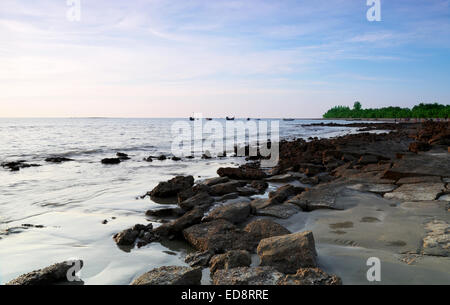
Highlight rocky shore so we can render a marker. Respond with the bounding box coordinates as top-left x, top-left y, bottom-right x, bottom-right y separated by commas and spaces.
7, 121, 449, 285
